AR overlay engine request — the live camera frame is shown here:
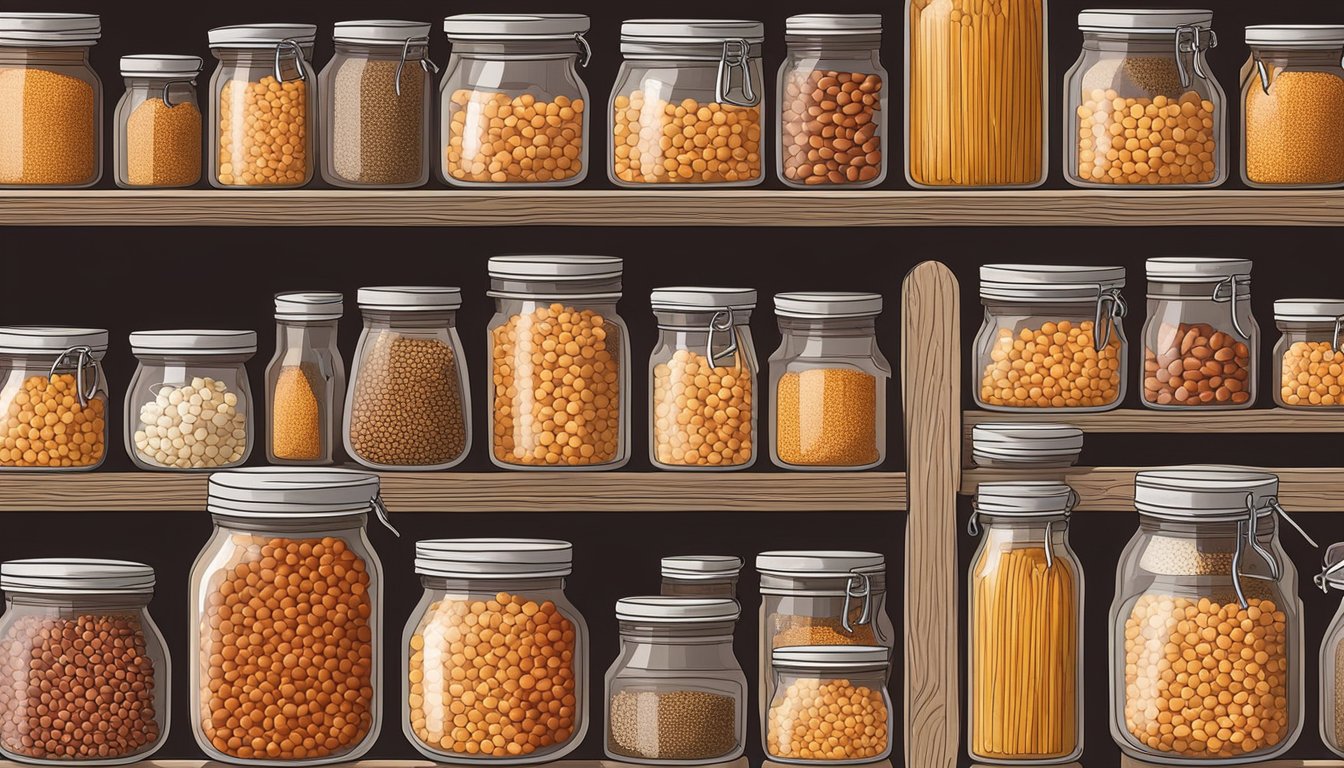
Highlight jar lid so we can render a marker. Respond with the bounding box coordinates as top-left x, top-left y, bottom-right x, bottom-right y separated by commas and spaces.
773, 292, 882, 319
443, 14, 590, 40
616, 596, 741, 622
129, 329, 257, 356
334, 20, 432, 44
1146, 257, 1252, 283
772, 645, 890, 669
0, 12, 100, 45
415, 538, 573, 579
786, 14, 882, 35
661, 555, 744, 579
621, 19, 765, 45
1077, 9, 1213, 33
980, 264, 1125, 301
1245, 24, 1344, 46
1, 559, 154, 594
1274, 298, 1344, 322
0, 326, 108, 355
488, 255, 623, 281
208, 23, 318, 47
208, 468, 380, 517
975, 481, 1076, 517
119, 54, 203, 77
756, 551, 884, 577
275, 291, 343, 320
971, 423, 1085, 461
357, 286, 462, 311
1135, 466, 1279, 520
650, 287, 757, 312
